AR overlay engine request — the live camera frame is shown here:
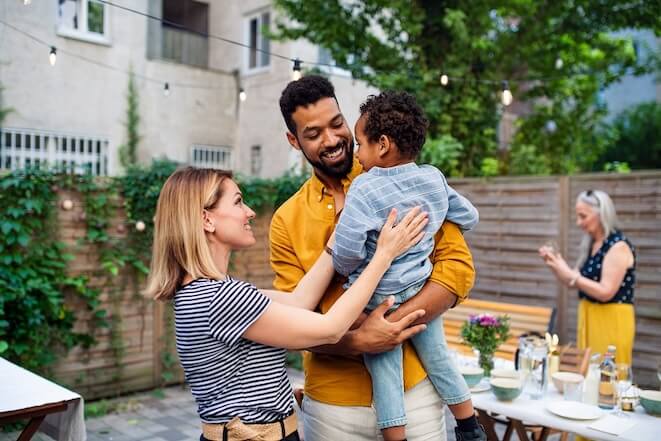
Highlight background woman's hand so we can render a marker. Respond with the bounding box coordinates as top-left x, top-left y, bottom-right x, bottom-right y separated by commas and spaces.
540, 249, 576, 284
376, 207, 428, 261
